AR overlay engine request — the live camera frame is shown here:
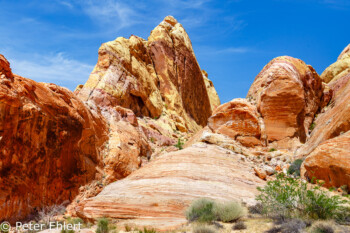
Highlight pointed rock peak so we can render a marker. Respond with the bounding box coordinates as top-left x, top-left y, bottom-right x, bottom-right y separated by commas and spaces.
0, 54, 13, 79
163, 15, 178, 26
338, 44, 350, 60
